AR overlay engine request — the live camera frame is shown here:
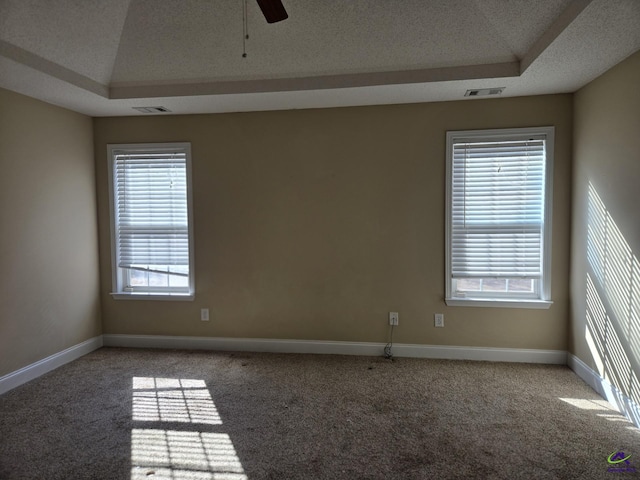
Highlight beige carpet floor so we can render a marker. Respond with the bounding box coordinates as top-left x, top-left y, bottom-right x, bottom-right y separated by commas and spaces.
1, 347, 639, 479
